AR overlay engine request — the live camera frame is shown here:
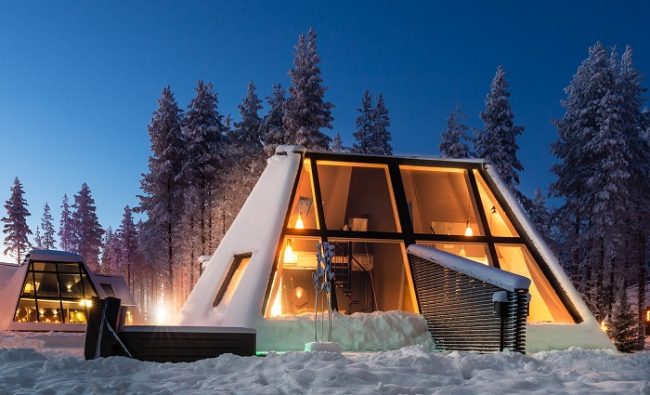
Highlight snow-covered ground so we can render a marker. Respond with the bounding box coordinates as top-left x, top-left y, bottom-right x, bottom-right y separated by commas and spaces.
1, 331, 648, 394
